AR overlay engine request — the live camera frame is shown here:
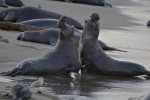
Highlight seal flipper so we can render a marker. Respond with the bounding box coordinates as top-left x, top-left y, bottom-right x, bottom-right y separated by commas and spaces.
98, 40, 127, 52
0, 68, 19, 76
0, 68, 25, 77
